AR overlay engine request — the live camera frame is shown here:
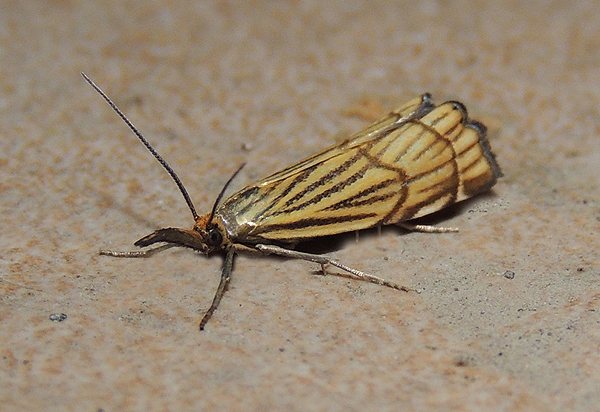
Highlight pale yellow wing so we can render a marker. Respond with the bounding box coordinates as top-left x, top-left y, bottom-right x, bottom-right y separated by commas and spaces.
256, 95, 429, 186
217, 94, 501, 242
